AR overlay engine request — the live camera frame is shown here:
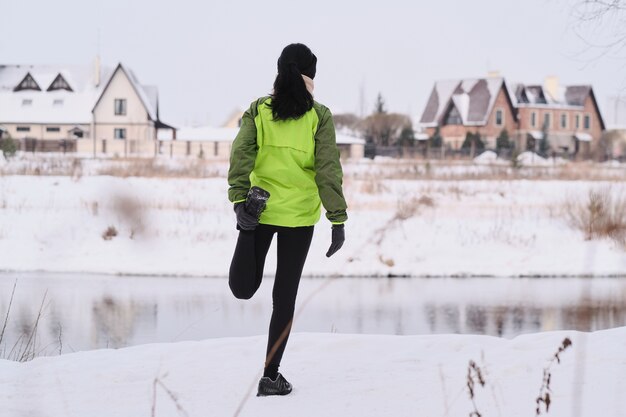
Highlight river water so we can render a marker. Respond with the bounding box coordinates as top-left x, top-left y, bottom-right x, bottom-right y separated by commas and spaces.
1, 273, 625, 357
